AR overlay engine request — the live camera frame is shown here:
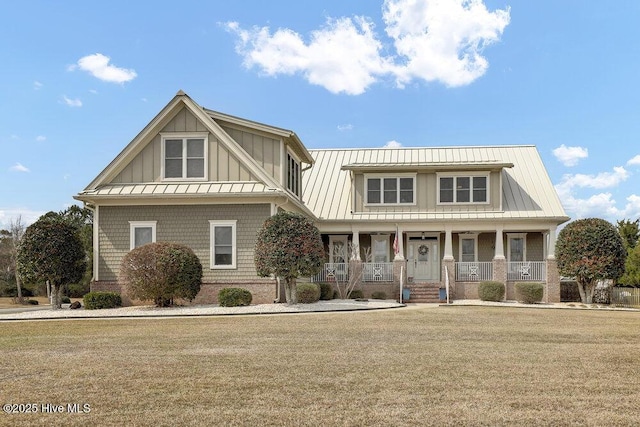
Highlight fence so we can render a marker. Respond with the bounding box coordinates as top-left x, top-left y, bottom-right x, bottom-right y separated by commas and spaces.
611, 287, 640, 308
362, 262, 394, 282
